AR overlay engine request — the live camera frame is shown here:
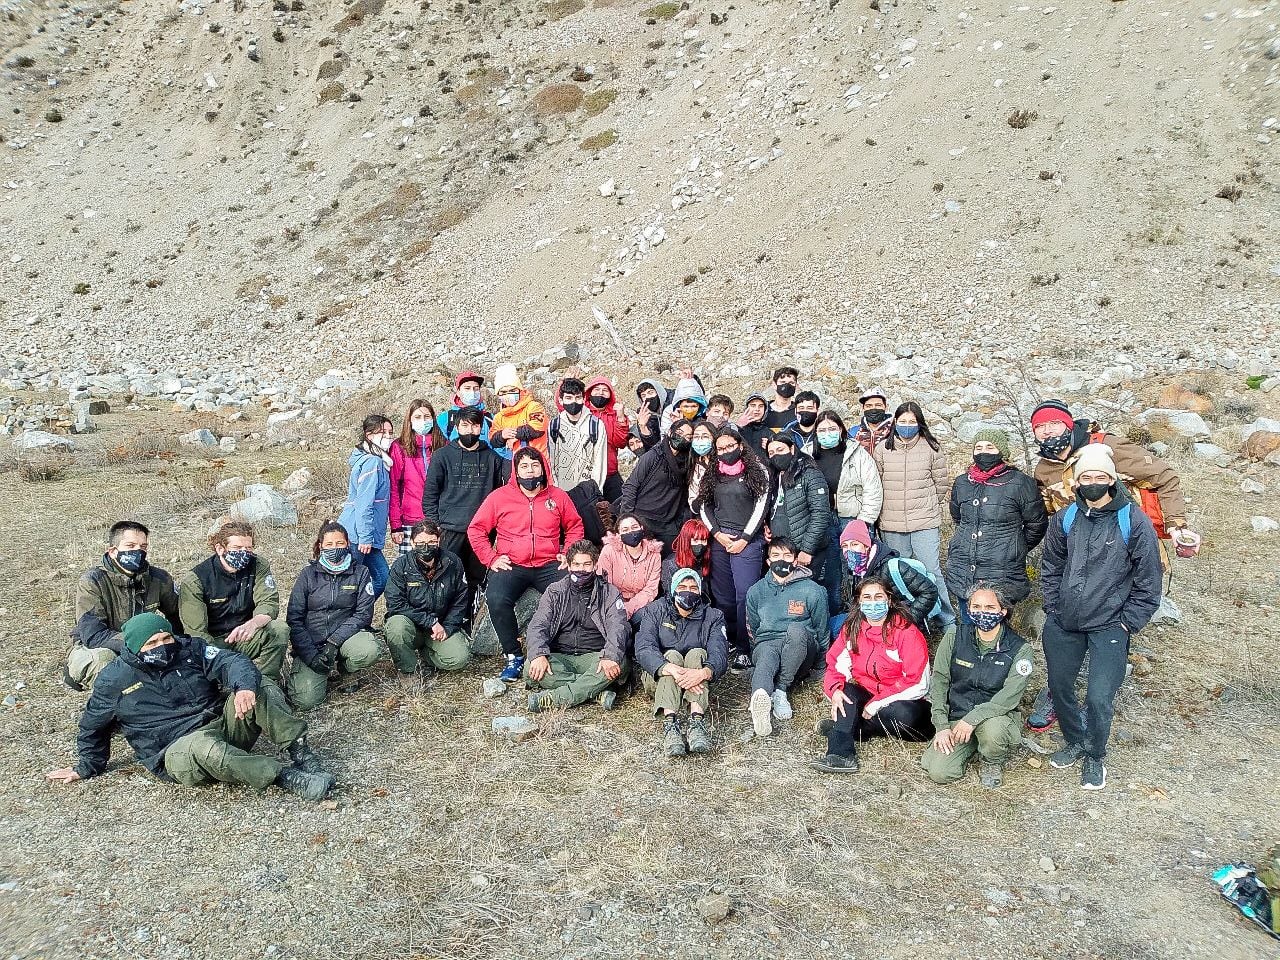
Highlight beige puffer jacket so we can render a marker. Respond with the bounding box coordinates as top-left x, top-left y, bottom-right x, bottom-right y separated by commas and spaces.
874, 437, 951, 533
